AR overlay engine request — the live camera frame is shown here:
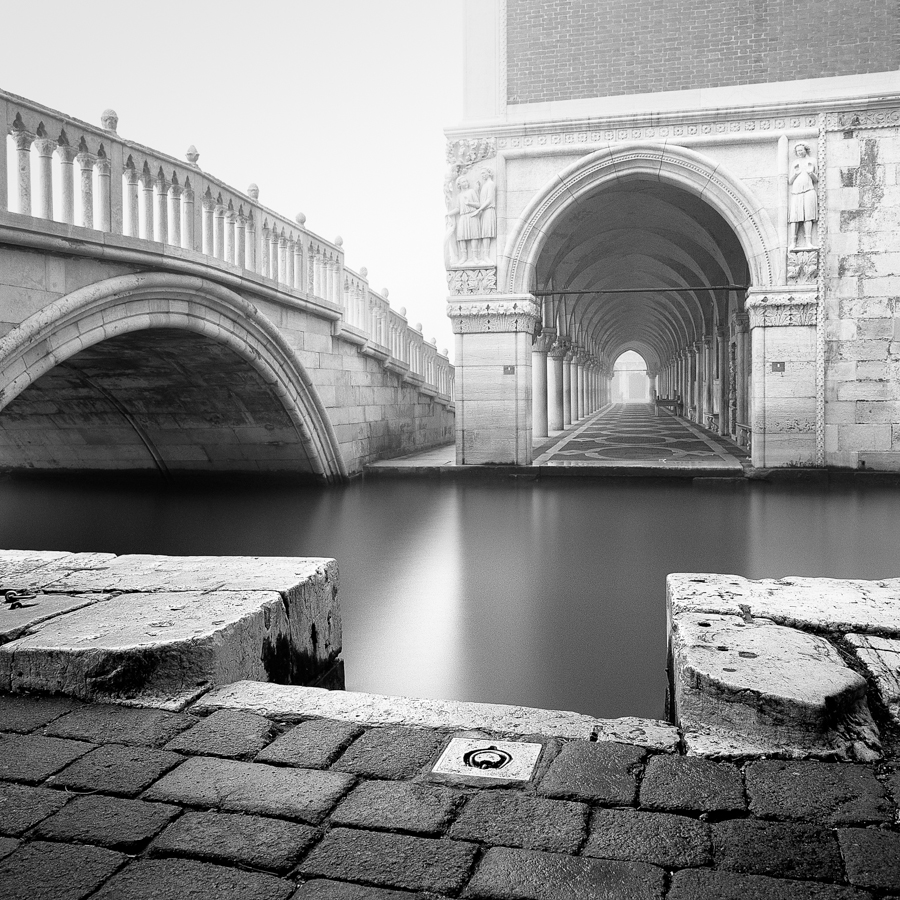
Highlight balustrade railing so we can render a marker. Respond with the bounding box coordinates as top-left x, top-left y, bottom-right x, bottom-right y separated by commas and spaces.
1, 91, 452, 403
